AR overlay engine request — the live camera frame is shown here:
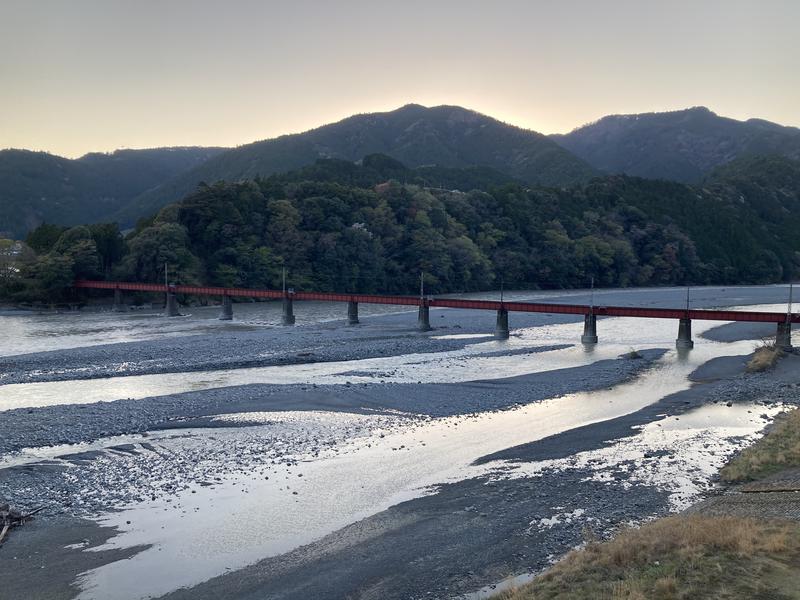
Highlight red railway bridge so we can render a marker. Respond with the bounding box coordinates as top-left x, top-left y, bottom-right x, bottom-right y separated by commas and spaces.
74, 280, 797, 350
